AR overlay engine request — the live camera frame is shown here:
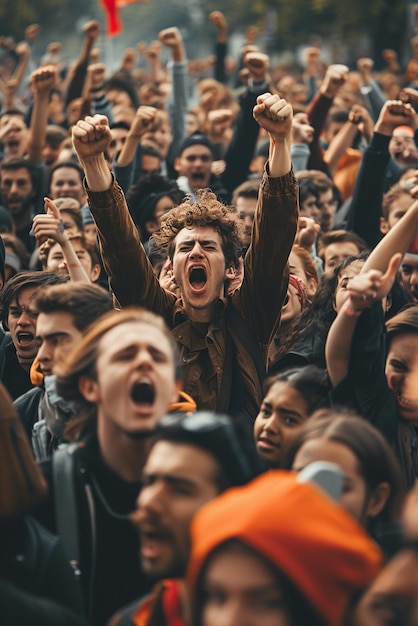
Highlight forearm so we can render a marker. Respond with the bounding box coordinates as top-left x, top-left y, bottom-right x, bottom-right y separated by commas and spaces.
79, 155, 112, 192
28, 93, 50, 163
116, 134, 140, 167
360, 80, 386, 121
362, 198, 418, 274
235, 170, 298, 344
169, 60, 188, 151
87, 181, 173, 312
65, 60, 90, 107
12, 54, 30, 93
222, 87, 266, 194
59, 239, 91, 282
214, 41, 227, 84
269, 137, 291, 178
323, 121, 359, 176
325, 304, 359, 387
346, 132, 390, 248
